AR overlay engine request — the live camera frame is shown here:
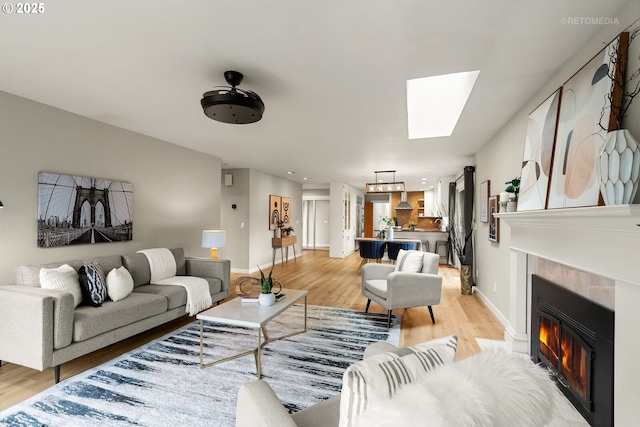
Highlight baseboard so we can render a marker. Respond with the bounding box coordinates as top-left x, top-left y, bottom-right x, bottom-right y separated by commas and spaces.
473, 287, 509, 328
